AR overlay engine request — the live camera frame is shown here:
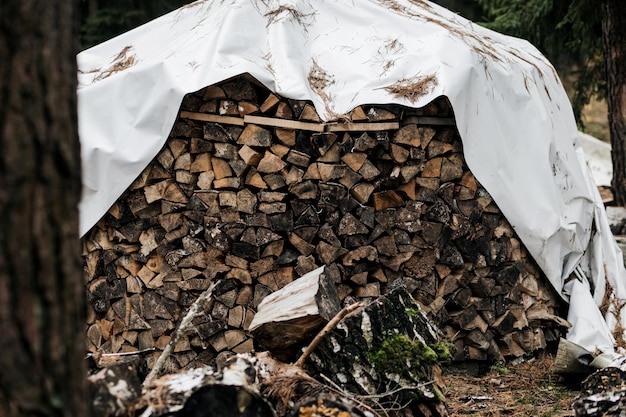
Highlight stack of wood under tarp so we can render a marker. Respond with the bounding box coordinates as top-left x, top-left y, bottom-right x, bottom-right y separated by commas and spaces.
83, 73, 570, 370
